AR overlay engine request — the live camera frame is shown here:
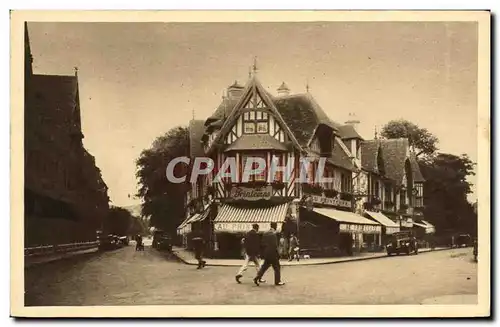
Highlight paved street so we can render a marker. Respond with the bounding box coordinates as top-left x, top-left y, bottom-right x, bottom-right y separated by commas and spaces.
25, 245, 477, 306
